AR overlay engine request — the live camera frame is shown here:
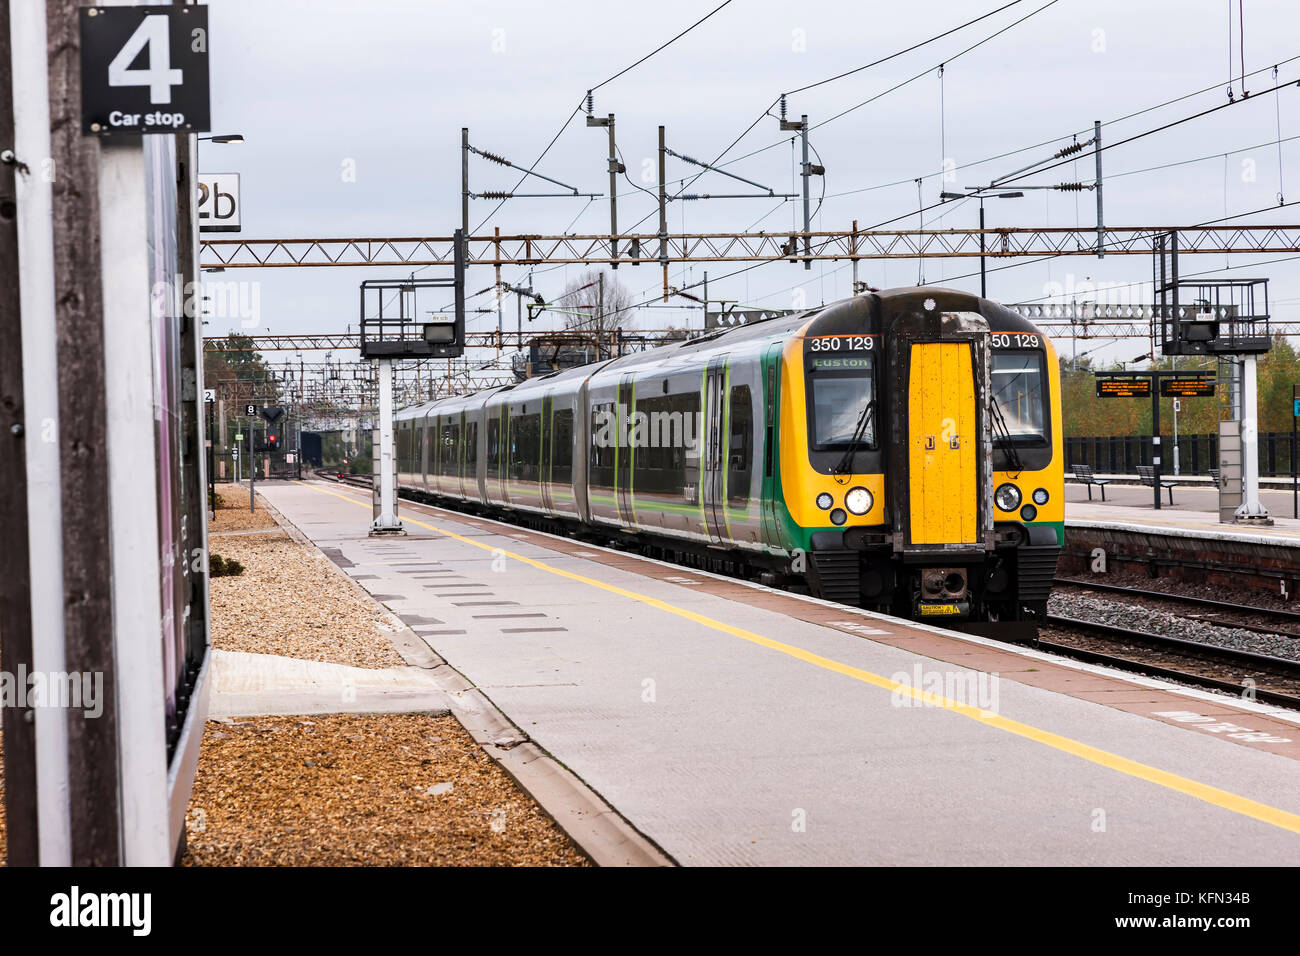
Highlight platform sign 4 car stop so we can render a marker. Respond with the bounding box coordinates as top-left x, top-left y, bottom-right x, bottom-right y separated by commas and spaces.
79, 6, 211, 136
